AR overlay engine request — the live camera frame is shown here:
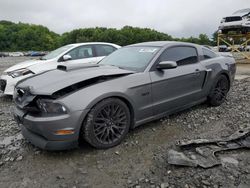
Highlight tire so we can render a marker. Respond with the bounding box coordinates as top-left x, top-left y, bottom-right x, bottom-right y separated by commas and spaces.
81, 98, 131, 149
207, 75, 230, 107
